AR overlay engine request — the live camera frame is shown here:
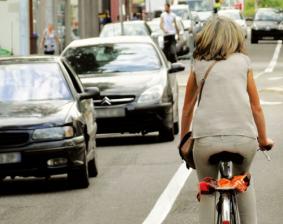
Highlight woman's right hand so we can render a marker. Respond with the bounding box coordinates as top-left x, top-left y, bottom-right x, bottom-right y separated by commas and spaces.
258, 137, 274, 151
